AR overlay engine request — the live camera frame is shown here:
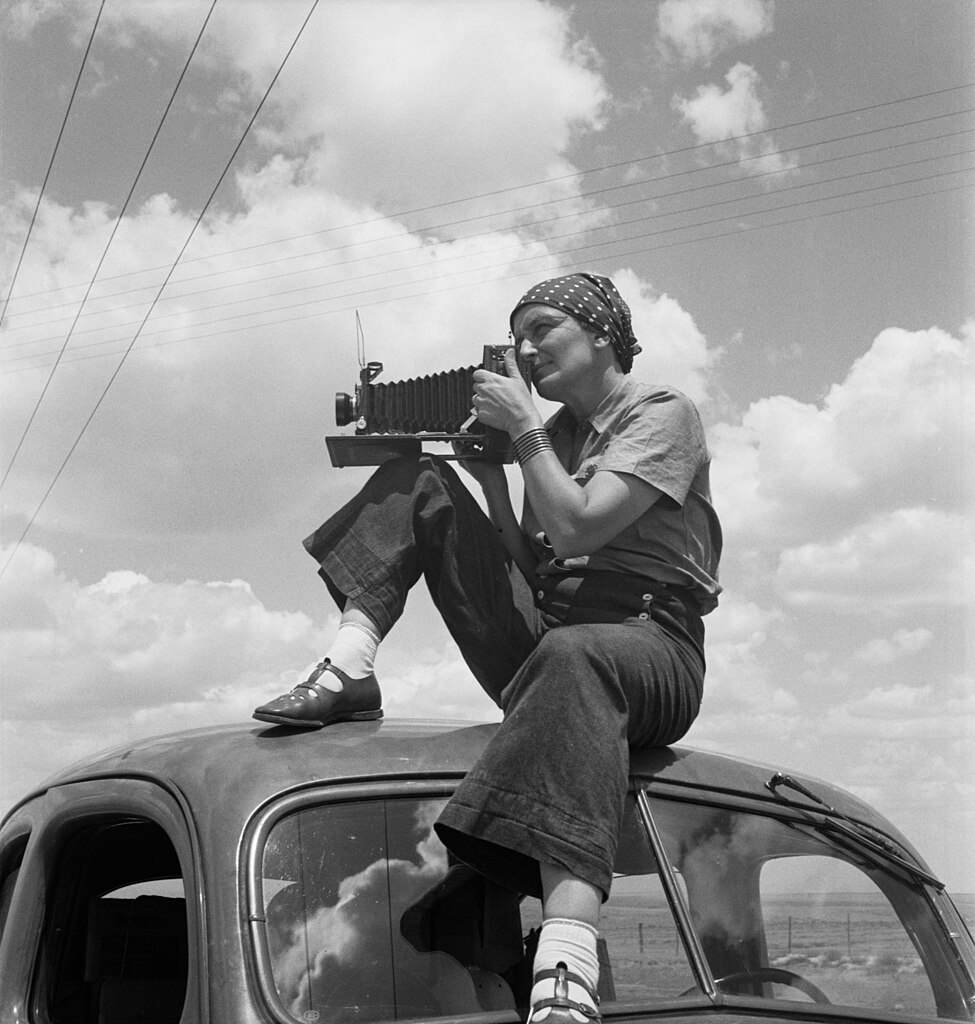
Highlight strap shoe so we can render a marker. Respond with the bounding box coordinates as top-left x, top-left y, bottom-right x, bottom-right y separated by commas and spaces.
253, 660, 382, 728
